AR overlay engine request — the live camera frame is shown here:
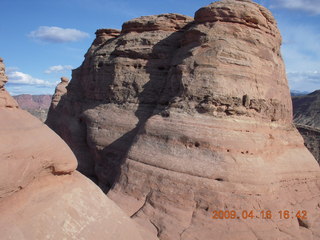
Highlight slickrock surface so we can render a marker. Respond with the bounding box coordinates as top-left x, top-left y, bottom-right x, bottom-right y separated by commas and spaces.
0, 59, 151, 240
46, 1, 320, 239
